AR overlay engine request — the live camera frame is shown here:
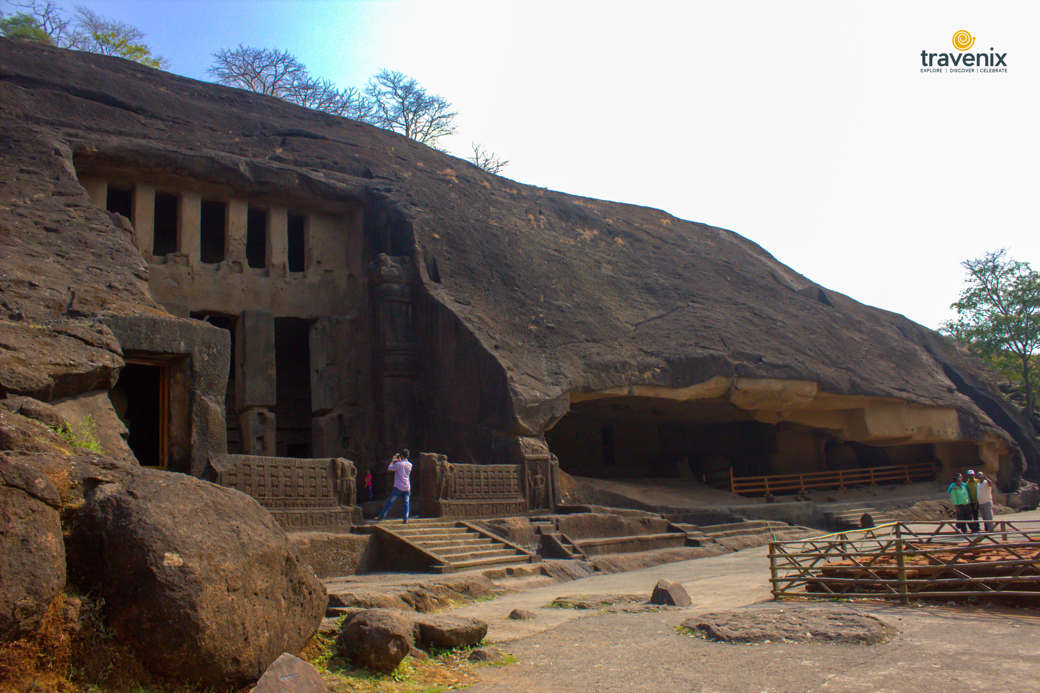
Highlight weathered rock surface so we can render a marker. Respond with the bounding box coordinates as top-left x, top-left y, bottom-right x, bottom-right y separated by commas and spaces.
649, 579, 691, 606
65, 463, 326, 686
683, 606, 895, 644
550, 594, 645, 610
0, 39, 1036, 479
413, 614, 487, 650
0, 455, 65, 640
251, 653, 327, 693
336, 609, 415, 674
